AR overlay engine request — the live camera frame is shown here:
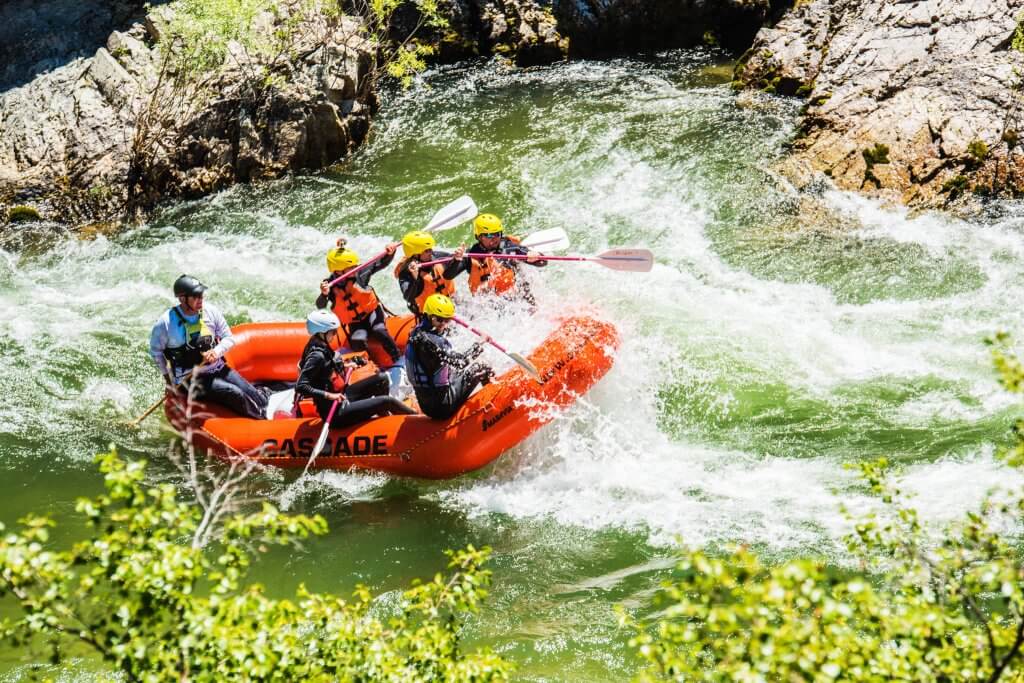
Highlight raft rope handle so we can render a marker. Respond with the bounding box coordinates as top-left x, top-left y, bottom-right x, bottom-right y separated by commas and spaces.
397, 399, 497, 462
